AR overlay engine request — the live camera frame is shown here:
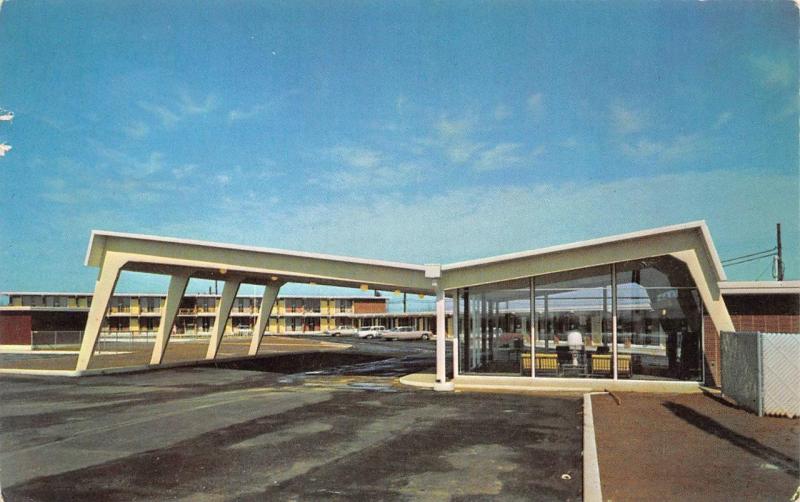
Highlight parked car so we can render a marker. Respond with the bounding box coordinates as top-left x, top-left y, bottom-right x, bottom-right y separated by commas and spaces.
324, 326, 357, 337
379, 326, 433, 341
356, 325, 386, 339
